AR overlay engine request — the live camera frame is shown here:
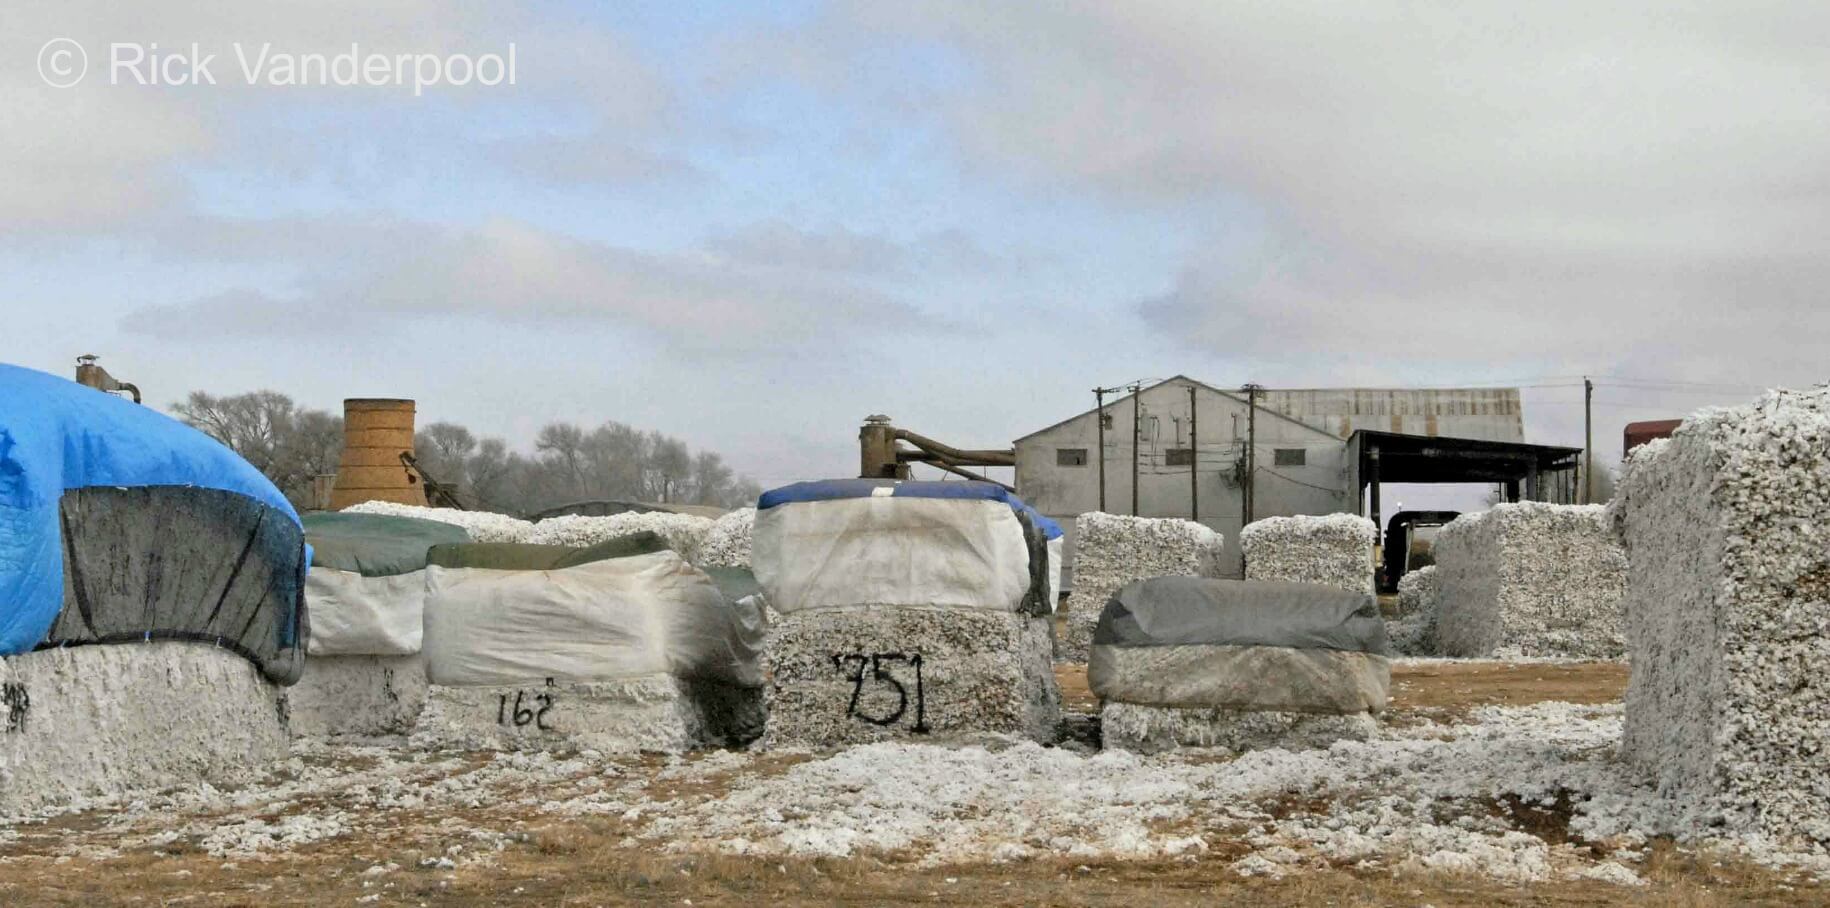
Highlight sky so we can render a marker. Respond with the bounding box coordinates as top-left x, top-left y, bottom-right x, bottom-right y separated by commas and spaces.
4, 2, 1823, 502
